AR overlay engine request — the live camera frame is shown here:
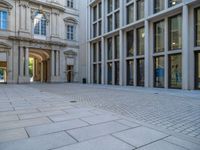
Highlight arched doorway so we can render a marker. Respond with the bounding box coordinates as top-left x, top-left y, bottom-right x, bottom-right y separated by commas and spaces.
29, 49, 50, 83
